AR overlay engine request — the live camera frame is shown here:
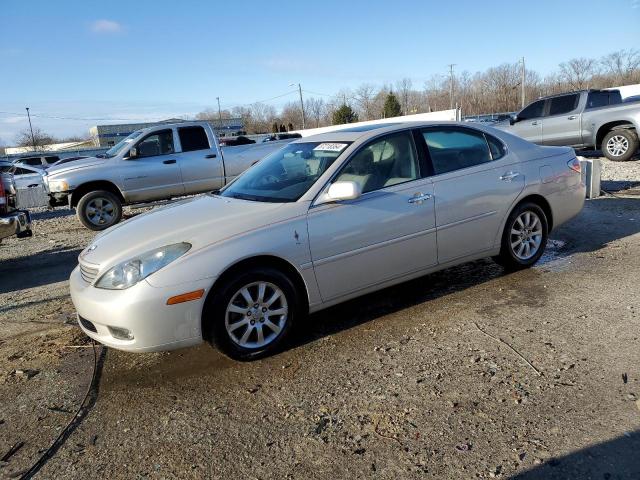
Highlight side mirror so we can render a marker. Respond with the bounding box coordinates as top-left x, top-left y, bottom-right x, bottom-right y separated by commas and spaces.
509, 115, 518, 125
127, 147, 138, 159
327, 181, 361, 201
